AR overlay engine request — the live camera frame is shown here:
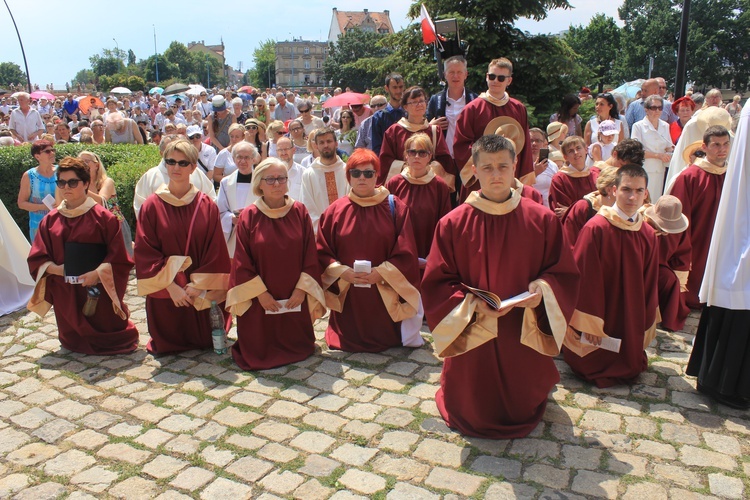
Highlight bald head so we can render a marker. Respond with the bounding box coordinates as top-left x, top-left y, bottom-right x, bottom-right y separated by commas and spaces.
641, 79, 659, 98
